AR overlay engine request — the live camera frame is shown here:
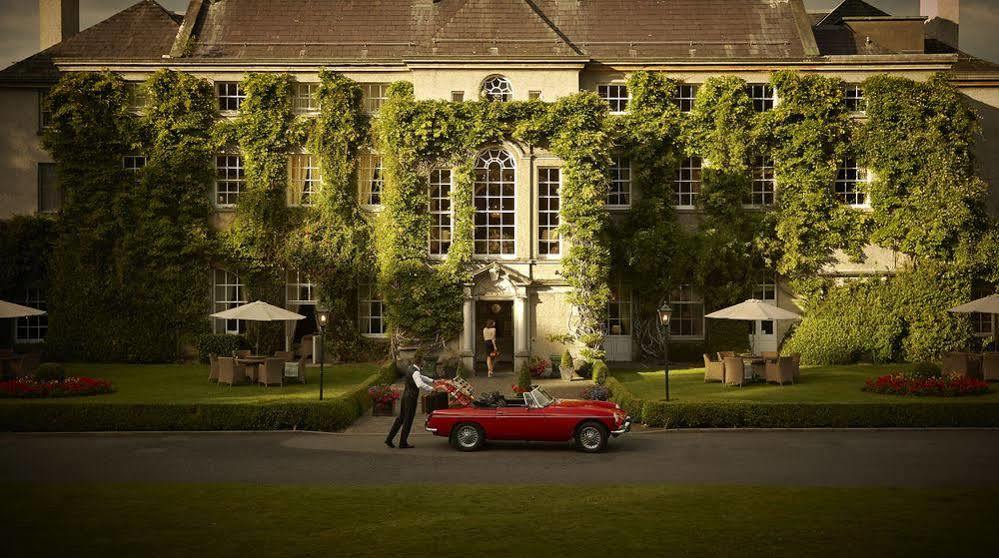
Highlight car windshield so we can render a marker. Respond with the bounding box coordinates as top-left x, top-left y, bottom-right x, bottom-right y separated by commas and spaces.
531, 387, 555, 408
